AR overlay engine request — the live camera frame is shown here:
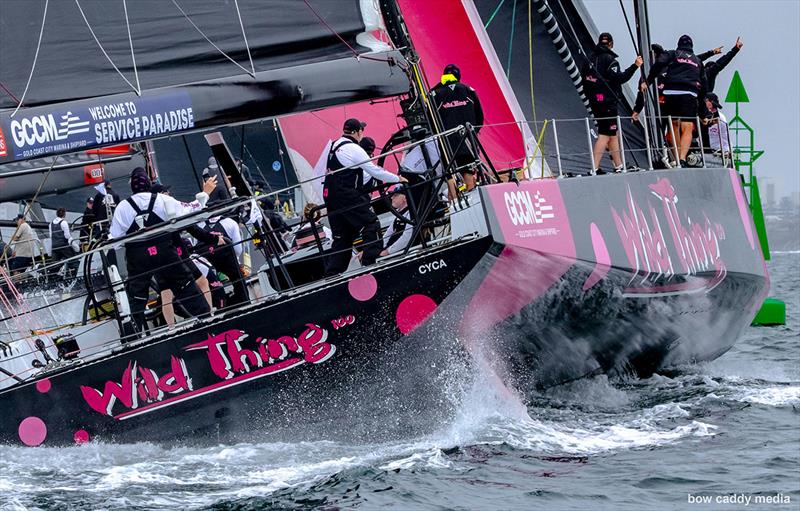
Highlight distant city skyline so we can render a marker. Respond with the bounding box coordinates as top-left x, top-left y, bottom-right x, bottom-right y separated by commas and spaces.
581, 0, 800, 197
